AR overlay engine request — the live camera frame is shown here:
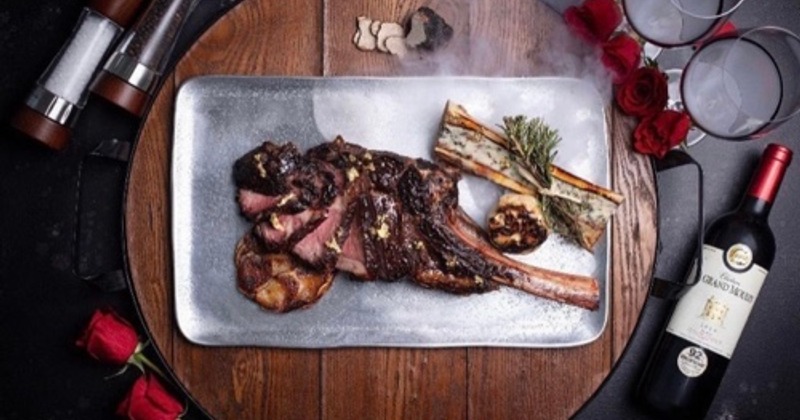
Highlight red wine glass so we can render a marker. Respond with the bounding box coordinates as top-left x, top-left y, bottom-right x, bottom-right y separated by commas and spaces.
681, 27, 800, 140
622, 0, 749, 145
623, 0, 745, 48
